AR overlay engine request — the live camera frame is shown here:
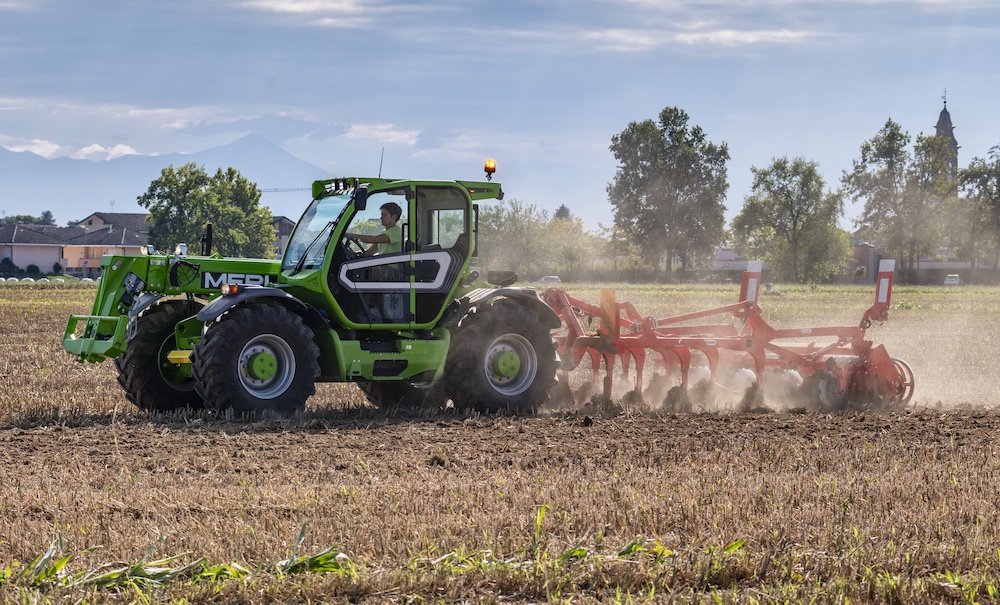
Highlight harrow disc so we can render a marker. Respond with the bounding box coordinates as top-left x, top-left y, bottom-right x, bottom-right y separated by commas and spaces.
864, 356, 915, 407
891, 357, 915, 405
